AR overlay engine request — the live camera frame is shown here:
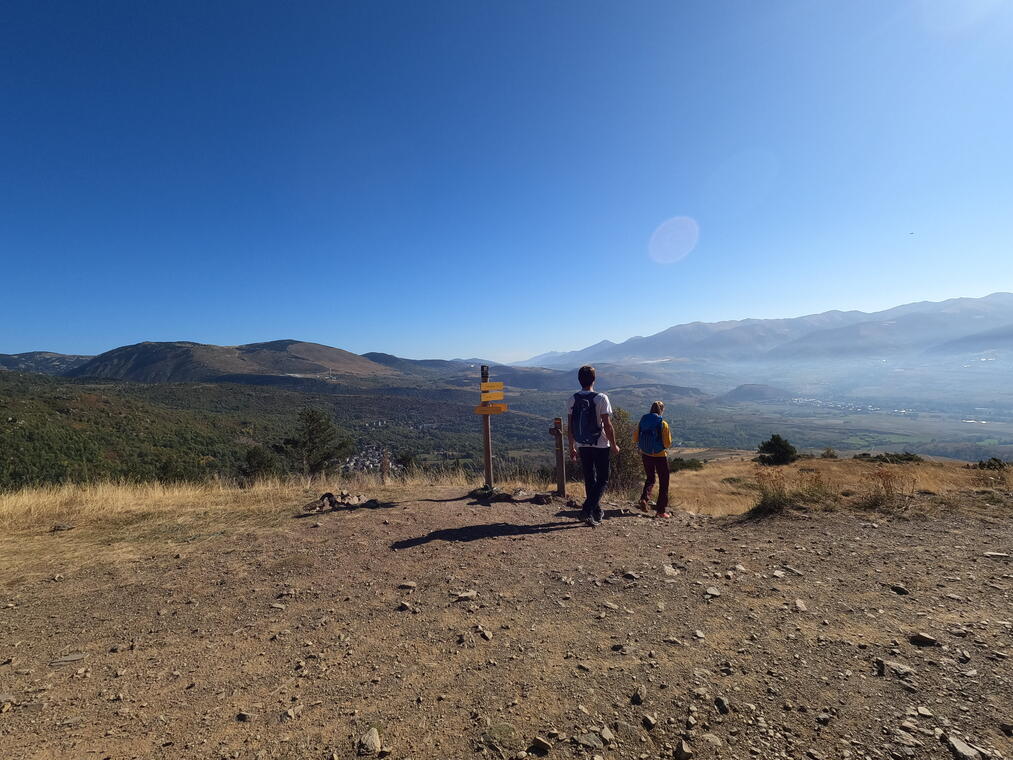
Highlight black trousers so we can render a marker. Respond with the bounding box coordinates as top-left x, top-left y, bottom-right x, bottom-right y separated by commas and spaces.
578, 446, 610, 520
